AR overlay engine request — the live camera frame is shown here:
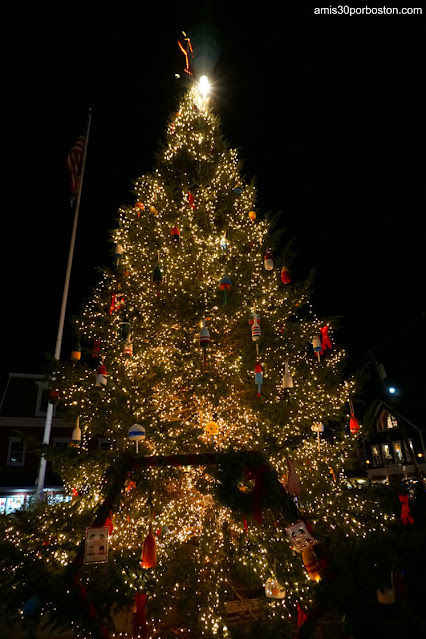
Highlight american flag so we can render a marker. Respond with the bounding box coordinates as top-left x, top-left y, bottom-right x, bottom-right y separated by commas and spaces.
65, 135, 85, 194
